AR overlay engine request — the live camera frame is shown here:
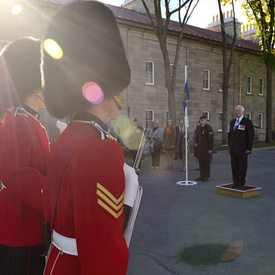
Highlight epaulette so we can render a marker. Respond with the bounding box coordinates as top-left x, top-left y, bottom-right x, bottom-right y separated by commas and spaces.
91, 121, 117, 141
14, 107, 28, 118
